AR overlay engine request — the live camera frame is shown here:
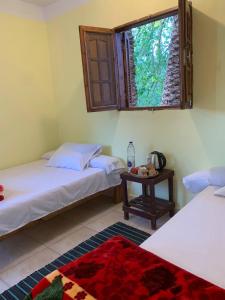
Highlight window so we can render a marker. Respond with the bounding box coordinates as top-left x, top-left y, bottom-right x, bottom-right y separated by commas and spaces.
124, 14, 180, 108
79, 0, 192, 112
